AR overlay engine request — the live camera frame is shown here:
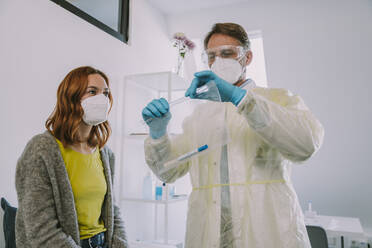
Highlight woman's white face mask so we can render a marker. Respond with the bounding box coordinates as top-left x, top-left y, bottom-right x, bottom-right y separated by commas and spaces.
211, 57, 244, 84
81, 94, 110, 126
